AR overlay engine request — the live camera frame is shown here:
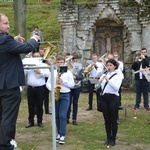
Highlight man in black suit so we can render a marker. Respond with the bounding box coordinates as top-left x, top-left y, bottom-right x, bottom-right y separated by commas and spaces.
0, 13, 40, 150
